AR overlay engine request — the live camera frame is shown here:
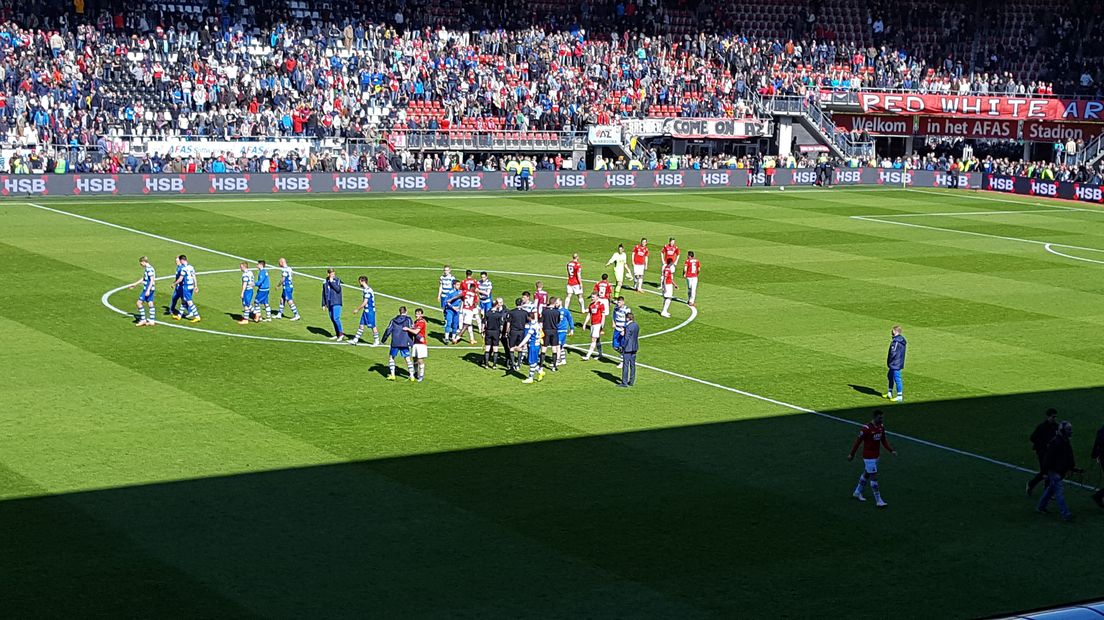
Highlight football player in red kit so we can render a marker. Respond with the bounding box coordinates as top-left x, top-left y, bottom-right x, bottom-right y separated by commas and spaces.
631, 238, 649, 291
533, 281, 549, 315
582, 293, 606, 361
565, 253, 584, 313
459, 269, 478, 293
659, 259, 677, 318
593, 273, 613, 316
683, 251, 701, 307
661, 237, 680, 270
848, 410, 897, 507
458, 285, 481, 344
